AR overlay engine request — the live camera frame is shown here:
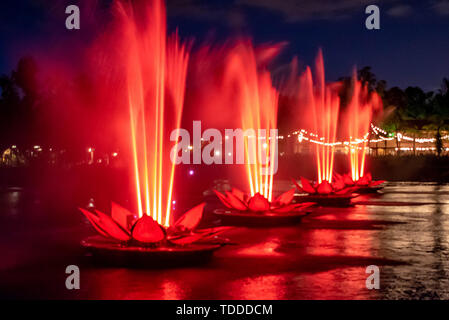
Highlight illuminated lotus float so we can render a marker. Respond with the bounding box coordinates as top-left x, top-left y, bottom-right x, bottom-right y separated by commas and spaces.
80, 203, 231, 267
75, 0, 236, 267
213, 188, 315, 227
292, 177, 359, 207
334, 172, 386, 194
